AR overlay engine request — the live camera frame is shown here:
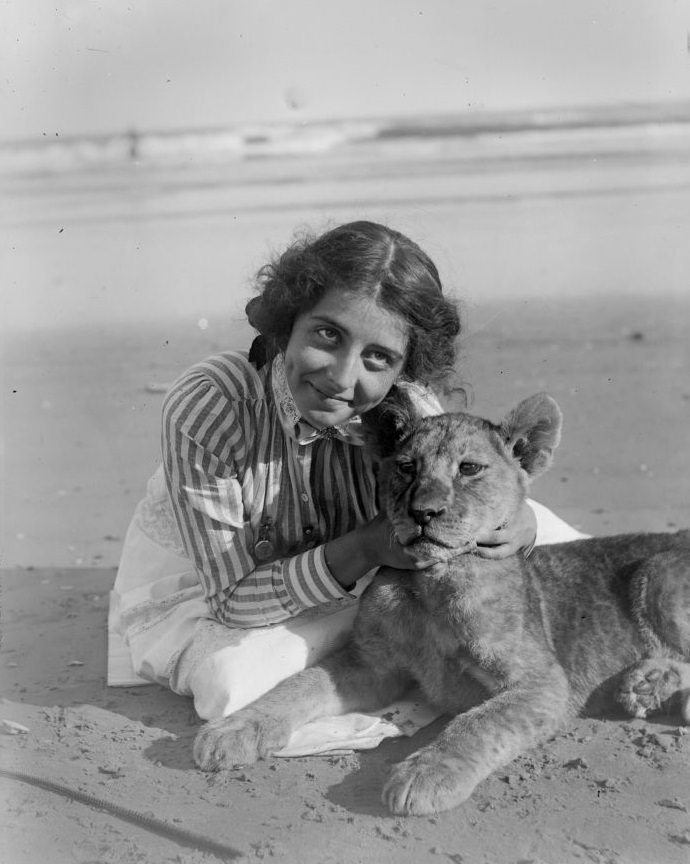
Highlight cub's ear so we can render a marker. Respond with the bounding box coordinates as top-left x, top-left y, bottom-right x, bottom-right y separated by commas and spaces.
499, 393, 562, 478
362, 381, 443, 458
